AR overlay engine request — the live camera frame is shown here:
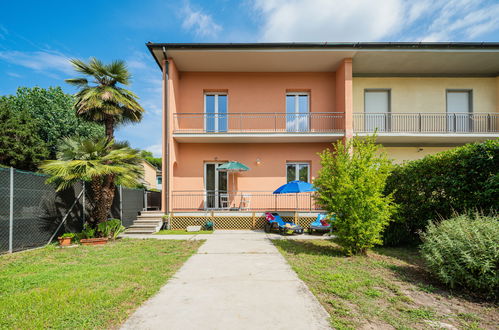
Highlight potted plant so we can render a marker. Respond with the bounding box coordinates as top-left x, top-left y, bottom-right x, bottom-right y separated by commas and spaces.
78, 224, 109, 246
58, 233, 75, 246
